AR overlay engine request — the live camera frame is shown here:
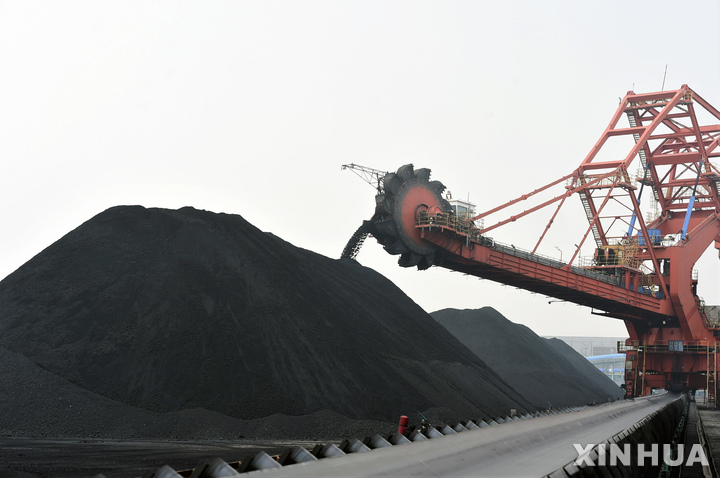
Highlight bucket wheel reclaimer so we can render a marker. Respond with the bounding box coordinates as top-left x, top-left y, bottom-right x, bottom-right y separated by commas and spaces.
342, 164, 451, 270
